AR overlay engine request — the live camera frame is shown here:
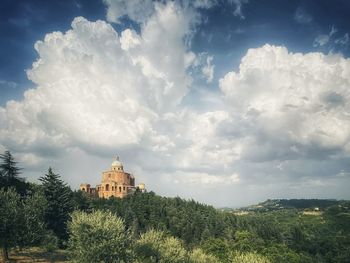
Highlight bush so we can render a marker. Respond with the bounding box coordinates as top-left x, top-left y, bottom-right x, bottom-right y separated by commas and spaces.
134, 229, 187, 263
42, 231, 59, 253
68, 210, 130, 263
188, 248, 220, 263
230, 252, 271, 263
